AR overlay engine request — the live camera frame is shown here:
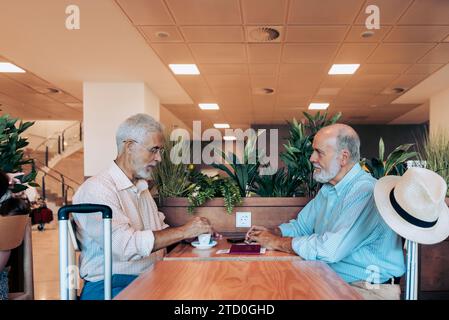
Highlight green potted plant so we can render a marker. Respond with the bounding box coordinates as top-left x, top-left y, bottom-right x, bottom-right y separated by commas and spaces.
0, 114, 38, 192
360, 137, 417, 179
157, 131, 309, 232
280, 111, 341, 197
417, 130, 449, 205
